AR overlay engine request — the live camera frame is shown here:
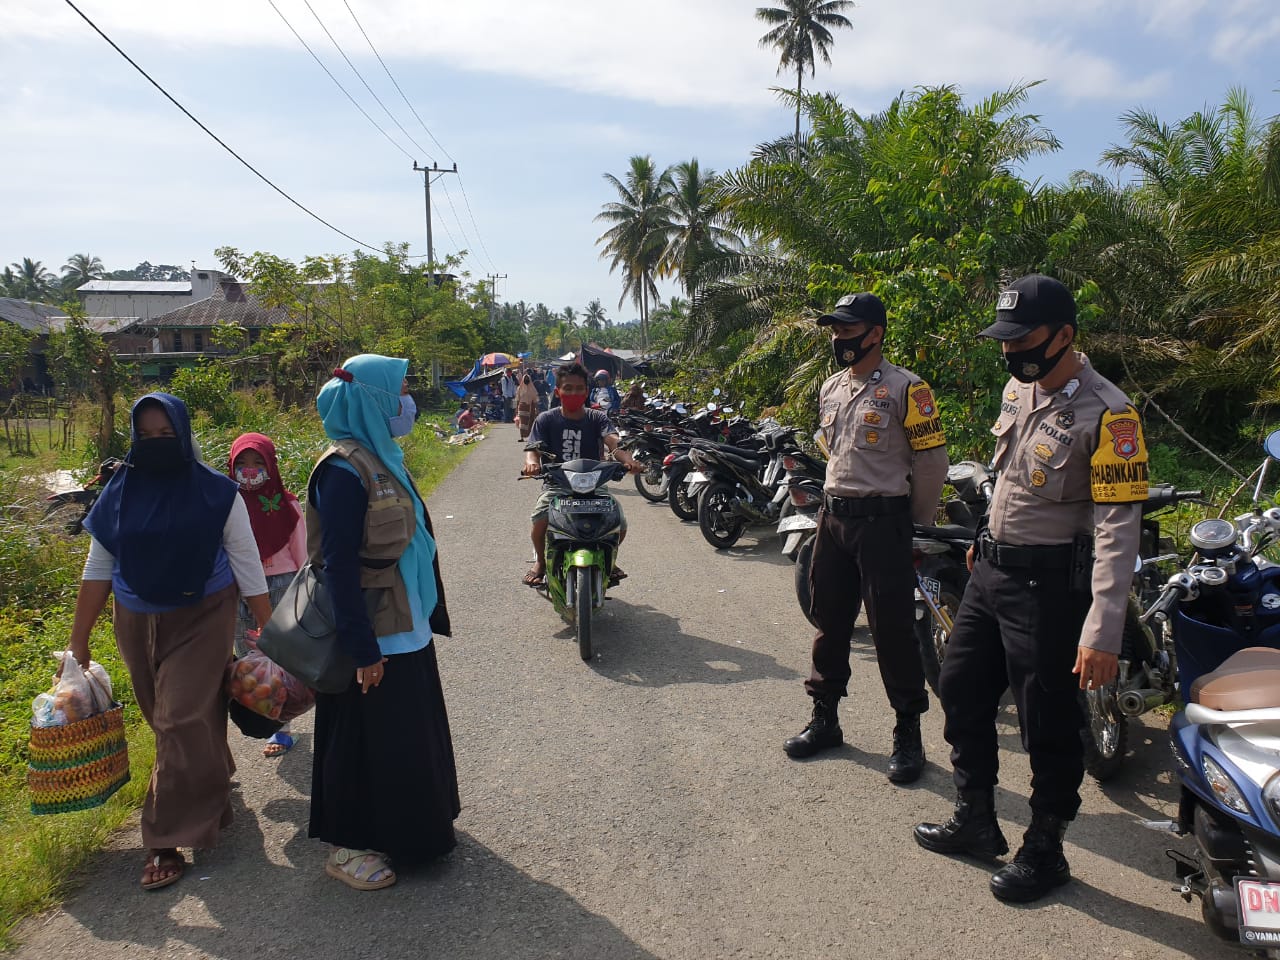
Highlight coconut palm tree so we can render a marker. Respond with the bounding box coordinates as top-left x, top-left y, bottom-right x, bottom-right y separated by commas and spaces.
8, 258, 55, 301
755, 0, 854, 144
583, 298, 608, 331
659, 159, 744, 296
61, 252, 105, 290
595, 155, 675, 351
